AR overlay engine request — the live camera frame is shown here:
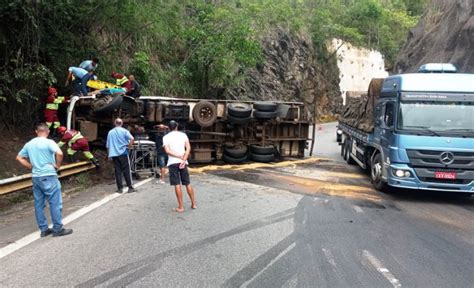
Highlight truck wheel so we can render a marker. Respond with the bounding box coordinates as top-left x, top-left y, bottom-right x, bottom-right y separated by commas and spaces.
222, 153, 248, 164
253, 110, 277, 119
227, 114, 251, 125
371, 153, 388, 191
228, 103, 252, 118
92, 93, 124, 114
340, 138, 346, 157
345, 140, 356, 165
224, 145, 248, 158
250, 144, 275, 155
251, 153, 275, 163
192, 101, 217, 127
254, 101, 277, 112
